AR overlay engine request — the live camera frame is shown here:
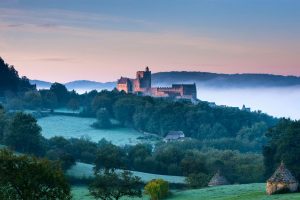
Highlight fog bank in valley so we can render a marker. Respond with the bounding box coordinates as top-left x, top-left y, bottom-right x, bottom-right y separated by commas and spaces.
198, 86, 300, 120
